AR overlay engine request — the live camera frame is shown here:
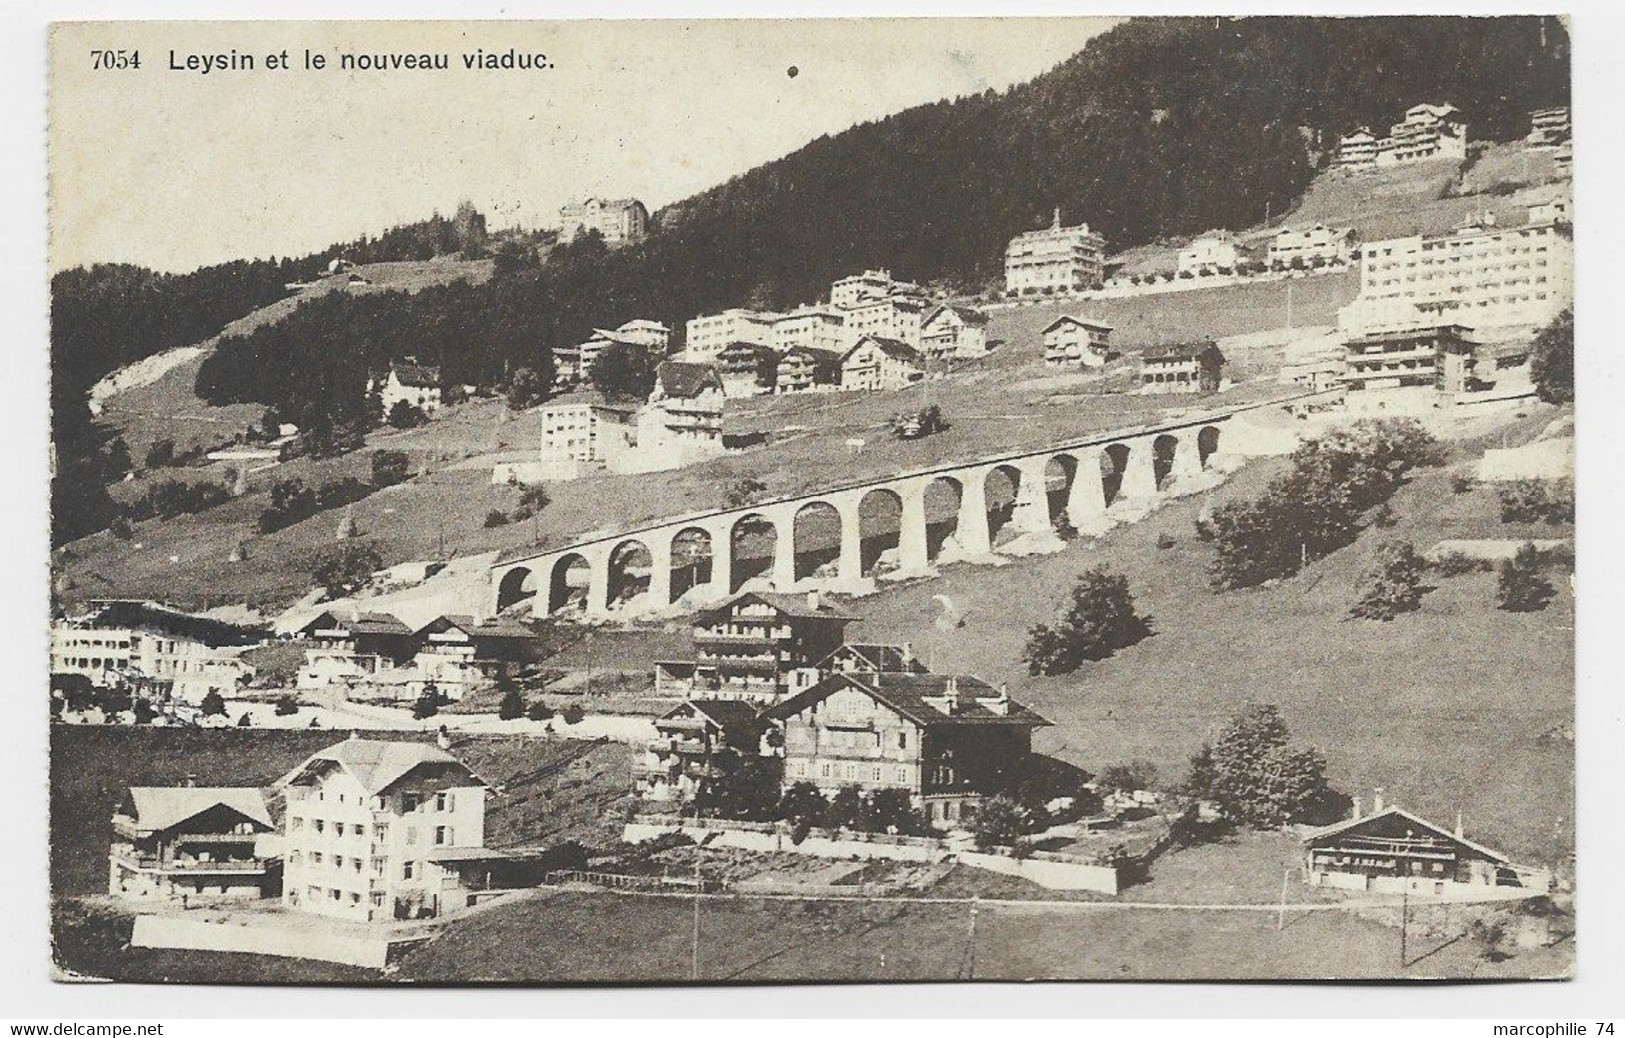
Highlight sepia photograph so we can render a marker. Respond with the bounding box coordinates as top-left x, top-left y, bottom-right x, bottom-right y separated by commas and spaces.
42, 13, 1580, 990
